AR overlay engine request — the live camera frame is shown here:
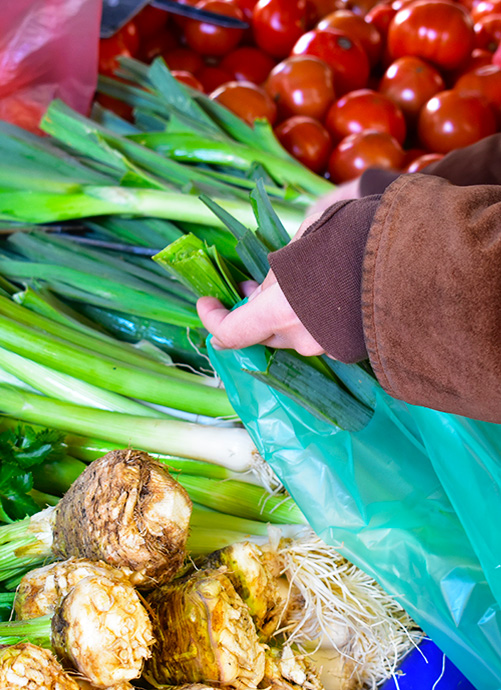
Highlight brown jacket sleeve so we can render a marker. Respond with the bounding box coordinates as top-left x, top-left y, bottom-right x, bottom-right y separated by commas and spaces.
270, 134, 501, 423
362, 173, 501, 423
